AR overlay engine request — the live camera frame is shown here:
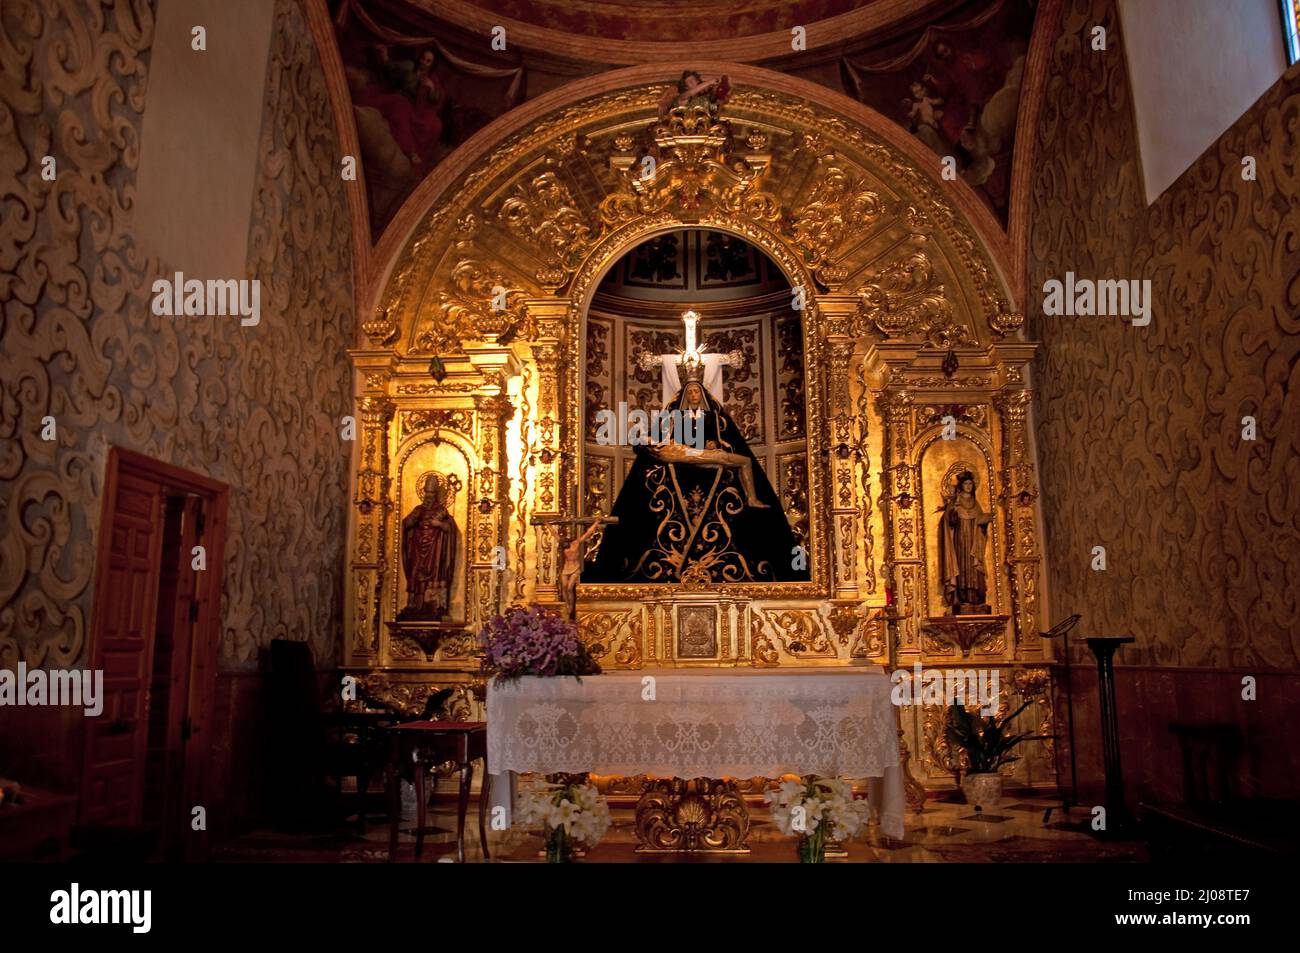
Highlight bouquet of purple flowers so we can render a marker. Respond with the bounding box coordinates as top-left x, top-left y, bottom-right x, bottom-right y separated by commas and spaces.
478, 605, 602, 683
